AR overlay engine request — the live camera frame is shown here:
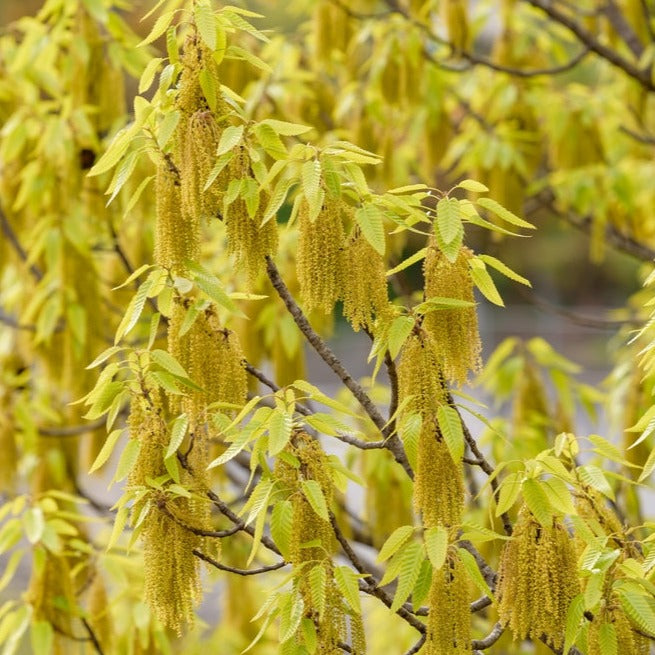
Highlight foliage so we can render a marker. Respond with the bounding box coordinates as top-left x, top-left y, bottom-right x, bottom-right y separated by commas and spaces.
2, 1, 655, 655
